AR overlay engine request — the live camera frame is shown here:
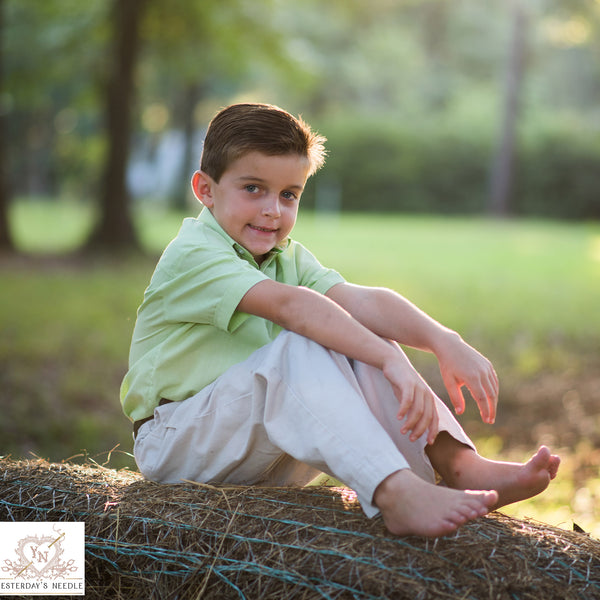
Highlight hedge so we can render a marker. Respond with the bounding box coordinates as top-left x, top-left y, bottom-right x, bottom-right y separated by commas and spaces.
304, 117, 600, 219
